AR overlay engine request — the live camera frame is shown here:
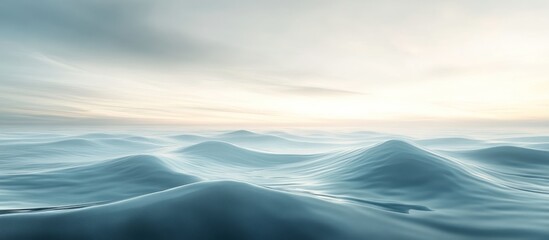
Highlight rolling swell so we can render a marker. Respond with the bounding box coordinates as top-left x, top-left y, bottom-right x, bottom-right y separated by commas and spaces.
293, 140, 506, 206
448, 146, 549, 193
216, 130, 338, 153
0, 181, 376, 240
0, 137, 161, 164
457, 146, 549, 167
0, 155, 200, 208
337, 141, 492, 199
177, 141, 317, 167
